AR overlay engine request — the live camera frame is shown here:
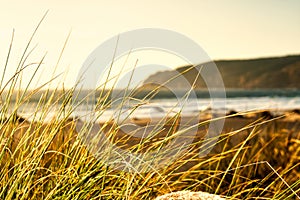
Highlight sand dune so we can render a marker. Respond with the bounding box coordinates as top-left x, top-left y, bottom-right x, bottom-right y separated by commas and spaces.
1, 110, 300, 170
